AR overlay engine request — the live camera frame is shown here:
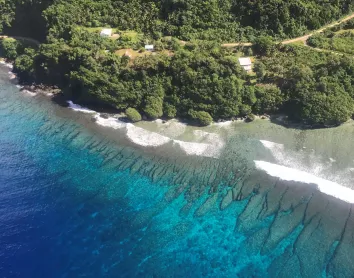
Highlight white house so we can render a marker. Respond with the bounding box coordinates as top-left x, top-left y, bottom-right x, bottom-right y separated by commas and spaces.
238, 57, 252, 72
145, 45, 154, 51
100, 28, 113, 37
